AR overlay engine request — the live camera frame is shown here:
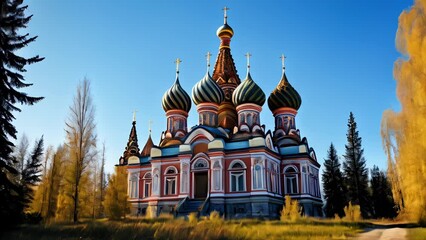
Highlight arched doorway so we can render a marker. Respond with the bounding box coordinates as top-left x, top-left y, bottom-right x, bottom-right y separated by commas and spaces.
192, 158, 209, 199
